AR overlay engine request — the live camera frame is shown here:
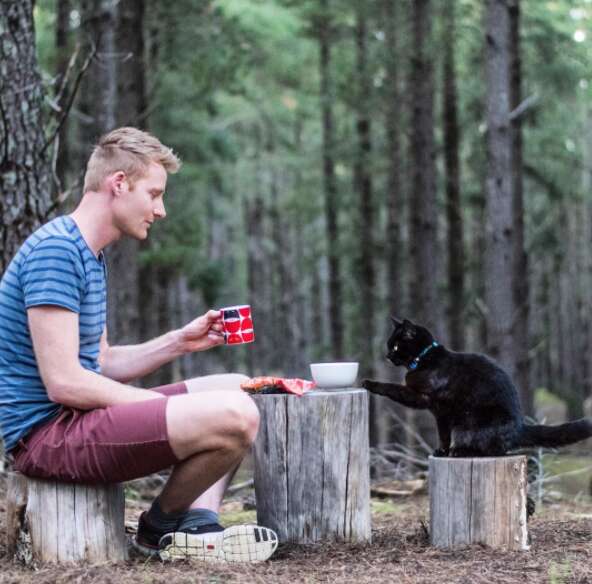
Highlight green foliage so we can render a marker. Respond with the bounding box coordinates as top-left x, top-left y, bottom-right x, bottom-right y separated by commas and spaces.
31, 0, 592, 390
